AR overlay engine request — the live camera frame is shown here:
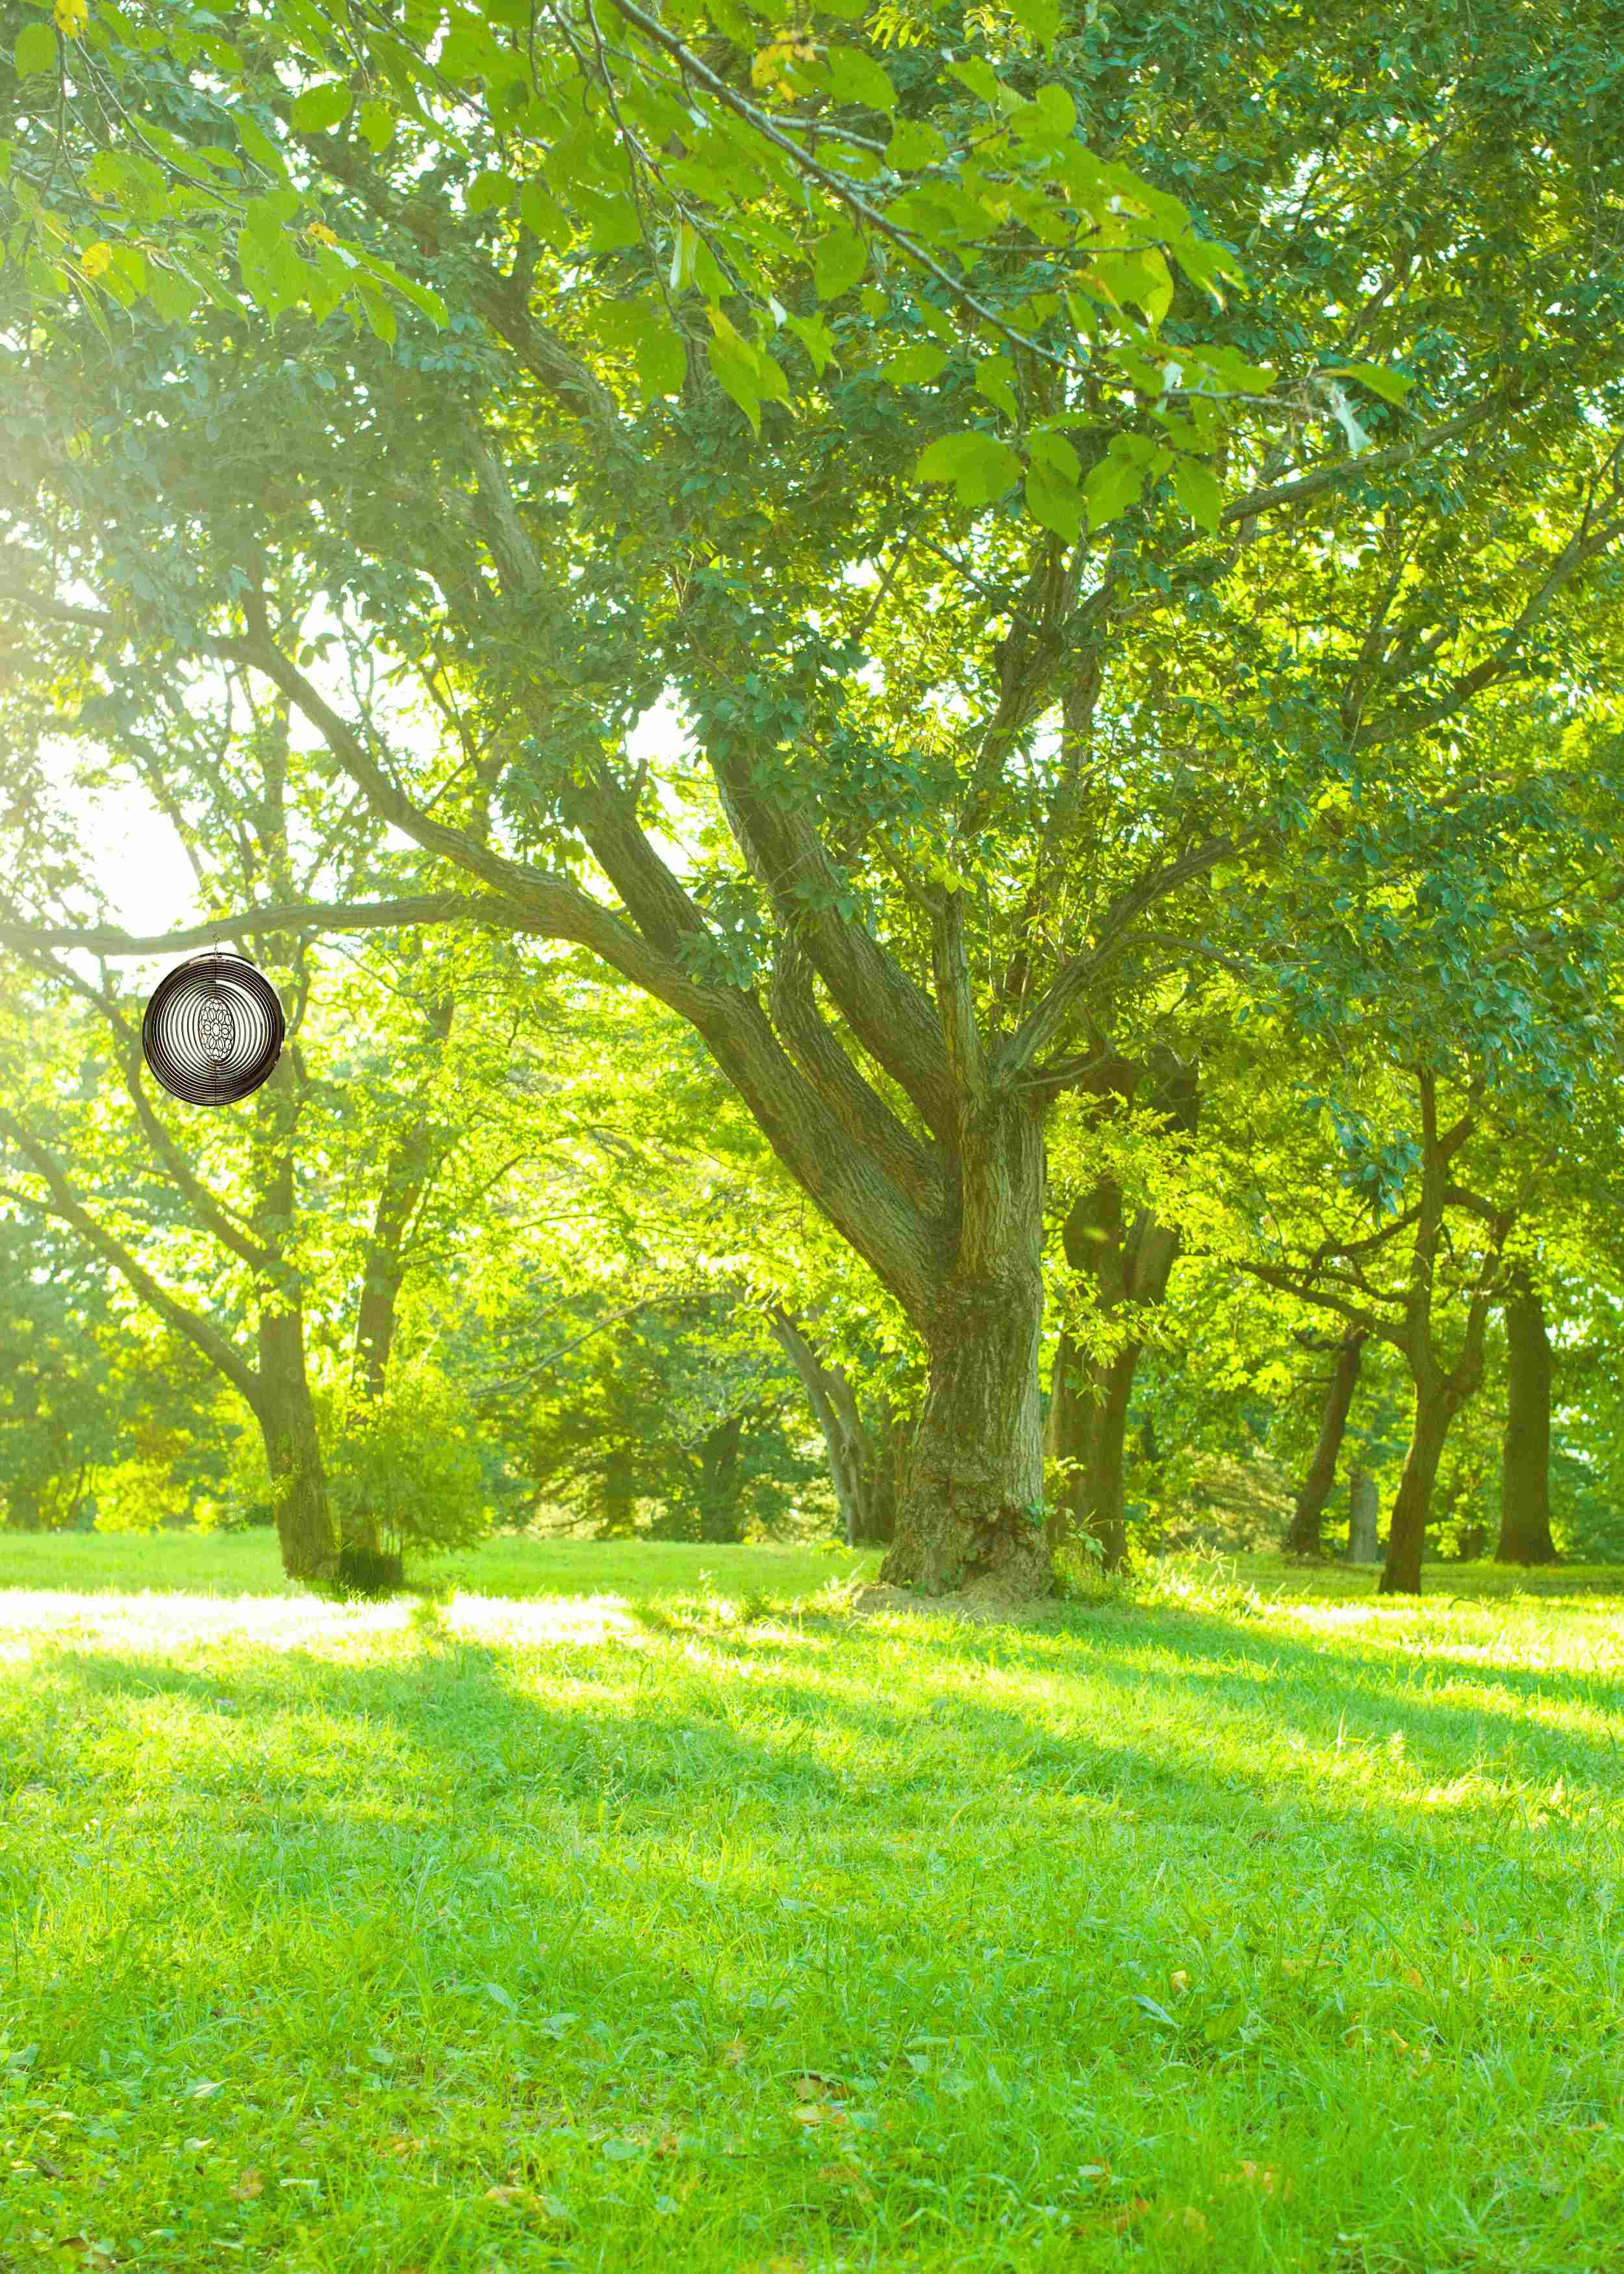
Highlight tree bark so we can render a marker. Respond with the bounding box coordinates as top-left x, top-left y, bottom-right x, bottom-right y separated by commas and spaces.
1346, 1466, 1380, 1563
1286, 1330, 1367, 1555
1045, 1057, 1193, 1572
1379, 1375, 1458, 1594
599, 1444, 639, 1538
1046, 1328, 1140, 1571
768, 1308, 898, 1546
879, 1095, 1048, 1599
696, 1412, 745, 1542
254, 1304, 337, 1581
1497, 1267, 1556, 1564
